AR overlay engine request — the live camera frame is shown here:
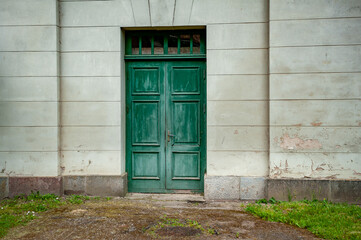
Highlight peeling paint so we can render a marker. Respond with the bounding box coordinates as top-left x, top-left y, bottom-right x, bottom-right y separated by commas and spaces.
353, 171, 361, 176
311, 122, 322, 126
279, 134, 322, 150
